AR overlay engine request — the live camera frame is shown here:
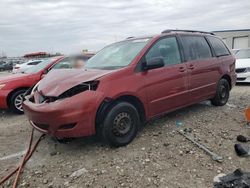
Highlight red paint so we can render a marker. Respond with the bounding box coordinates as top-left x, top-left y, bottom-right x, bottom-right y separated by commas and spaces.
23, 33, 236, 138
0, 57, 63, 109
